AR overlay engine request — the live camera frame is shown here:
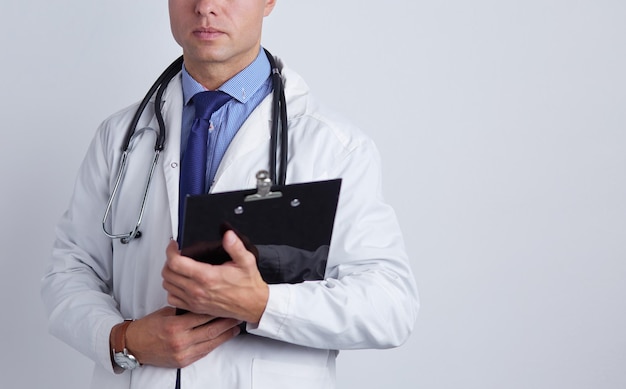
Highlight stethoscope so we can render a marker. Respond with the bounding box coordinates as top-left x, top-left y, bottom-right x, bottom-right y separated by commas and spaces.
102, 49, 288, 244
